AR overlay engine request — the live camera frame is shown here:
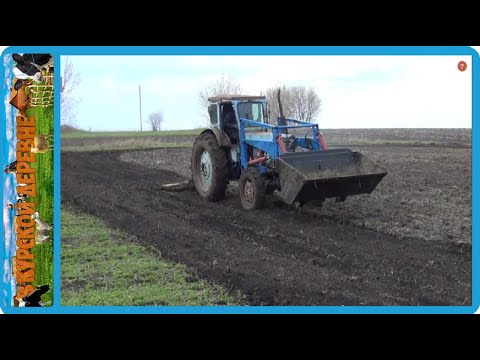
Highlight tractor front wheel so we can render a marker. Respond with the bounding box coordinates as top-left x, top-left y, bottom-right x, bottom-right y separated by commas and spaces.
239, 167, 266, 210
191, 132, 228, 202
